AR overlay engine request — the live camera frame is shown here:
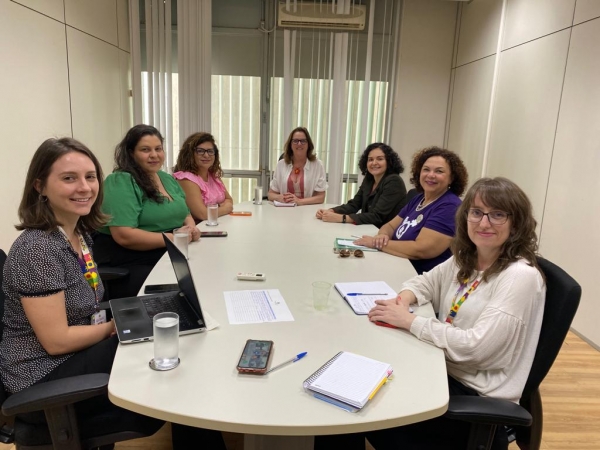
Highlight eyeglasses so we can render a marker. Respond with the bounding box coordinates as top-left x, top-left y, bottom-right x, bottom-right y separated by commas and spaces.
195, 148, 216, 156
467, 208, 511, 225
339, 249, 365, 258
291, 139, 308, 145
